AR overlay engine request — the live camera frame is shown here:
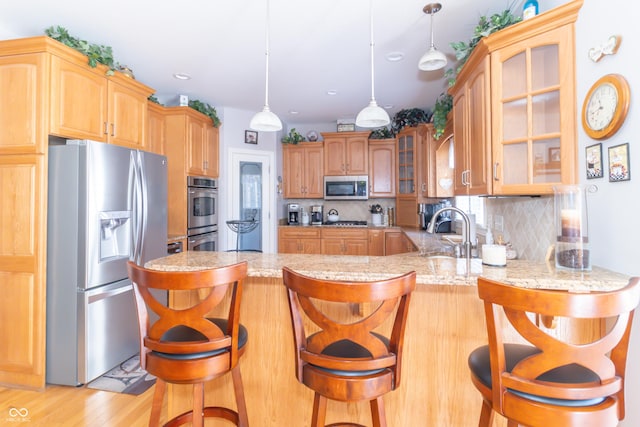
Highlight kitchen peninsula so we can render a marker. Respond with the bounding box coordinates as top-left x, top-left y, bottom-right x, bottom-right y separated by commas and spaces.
146, 251, 629, 426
